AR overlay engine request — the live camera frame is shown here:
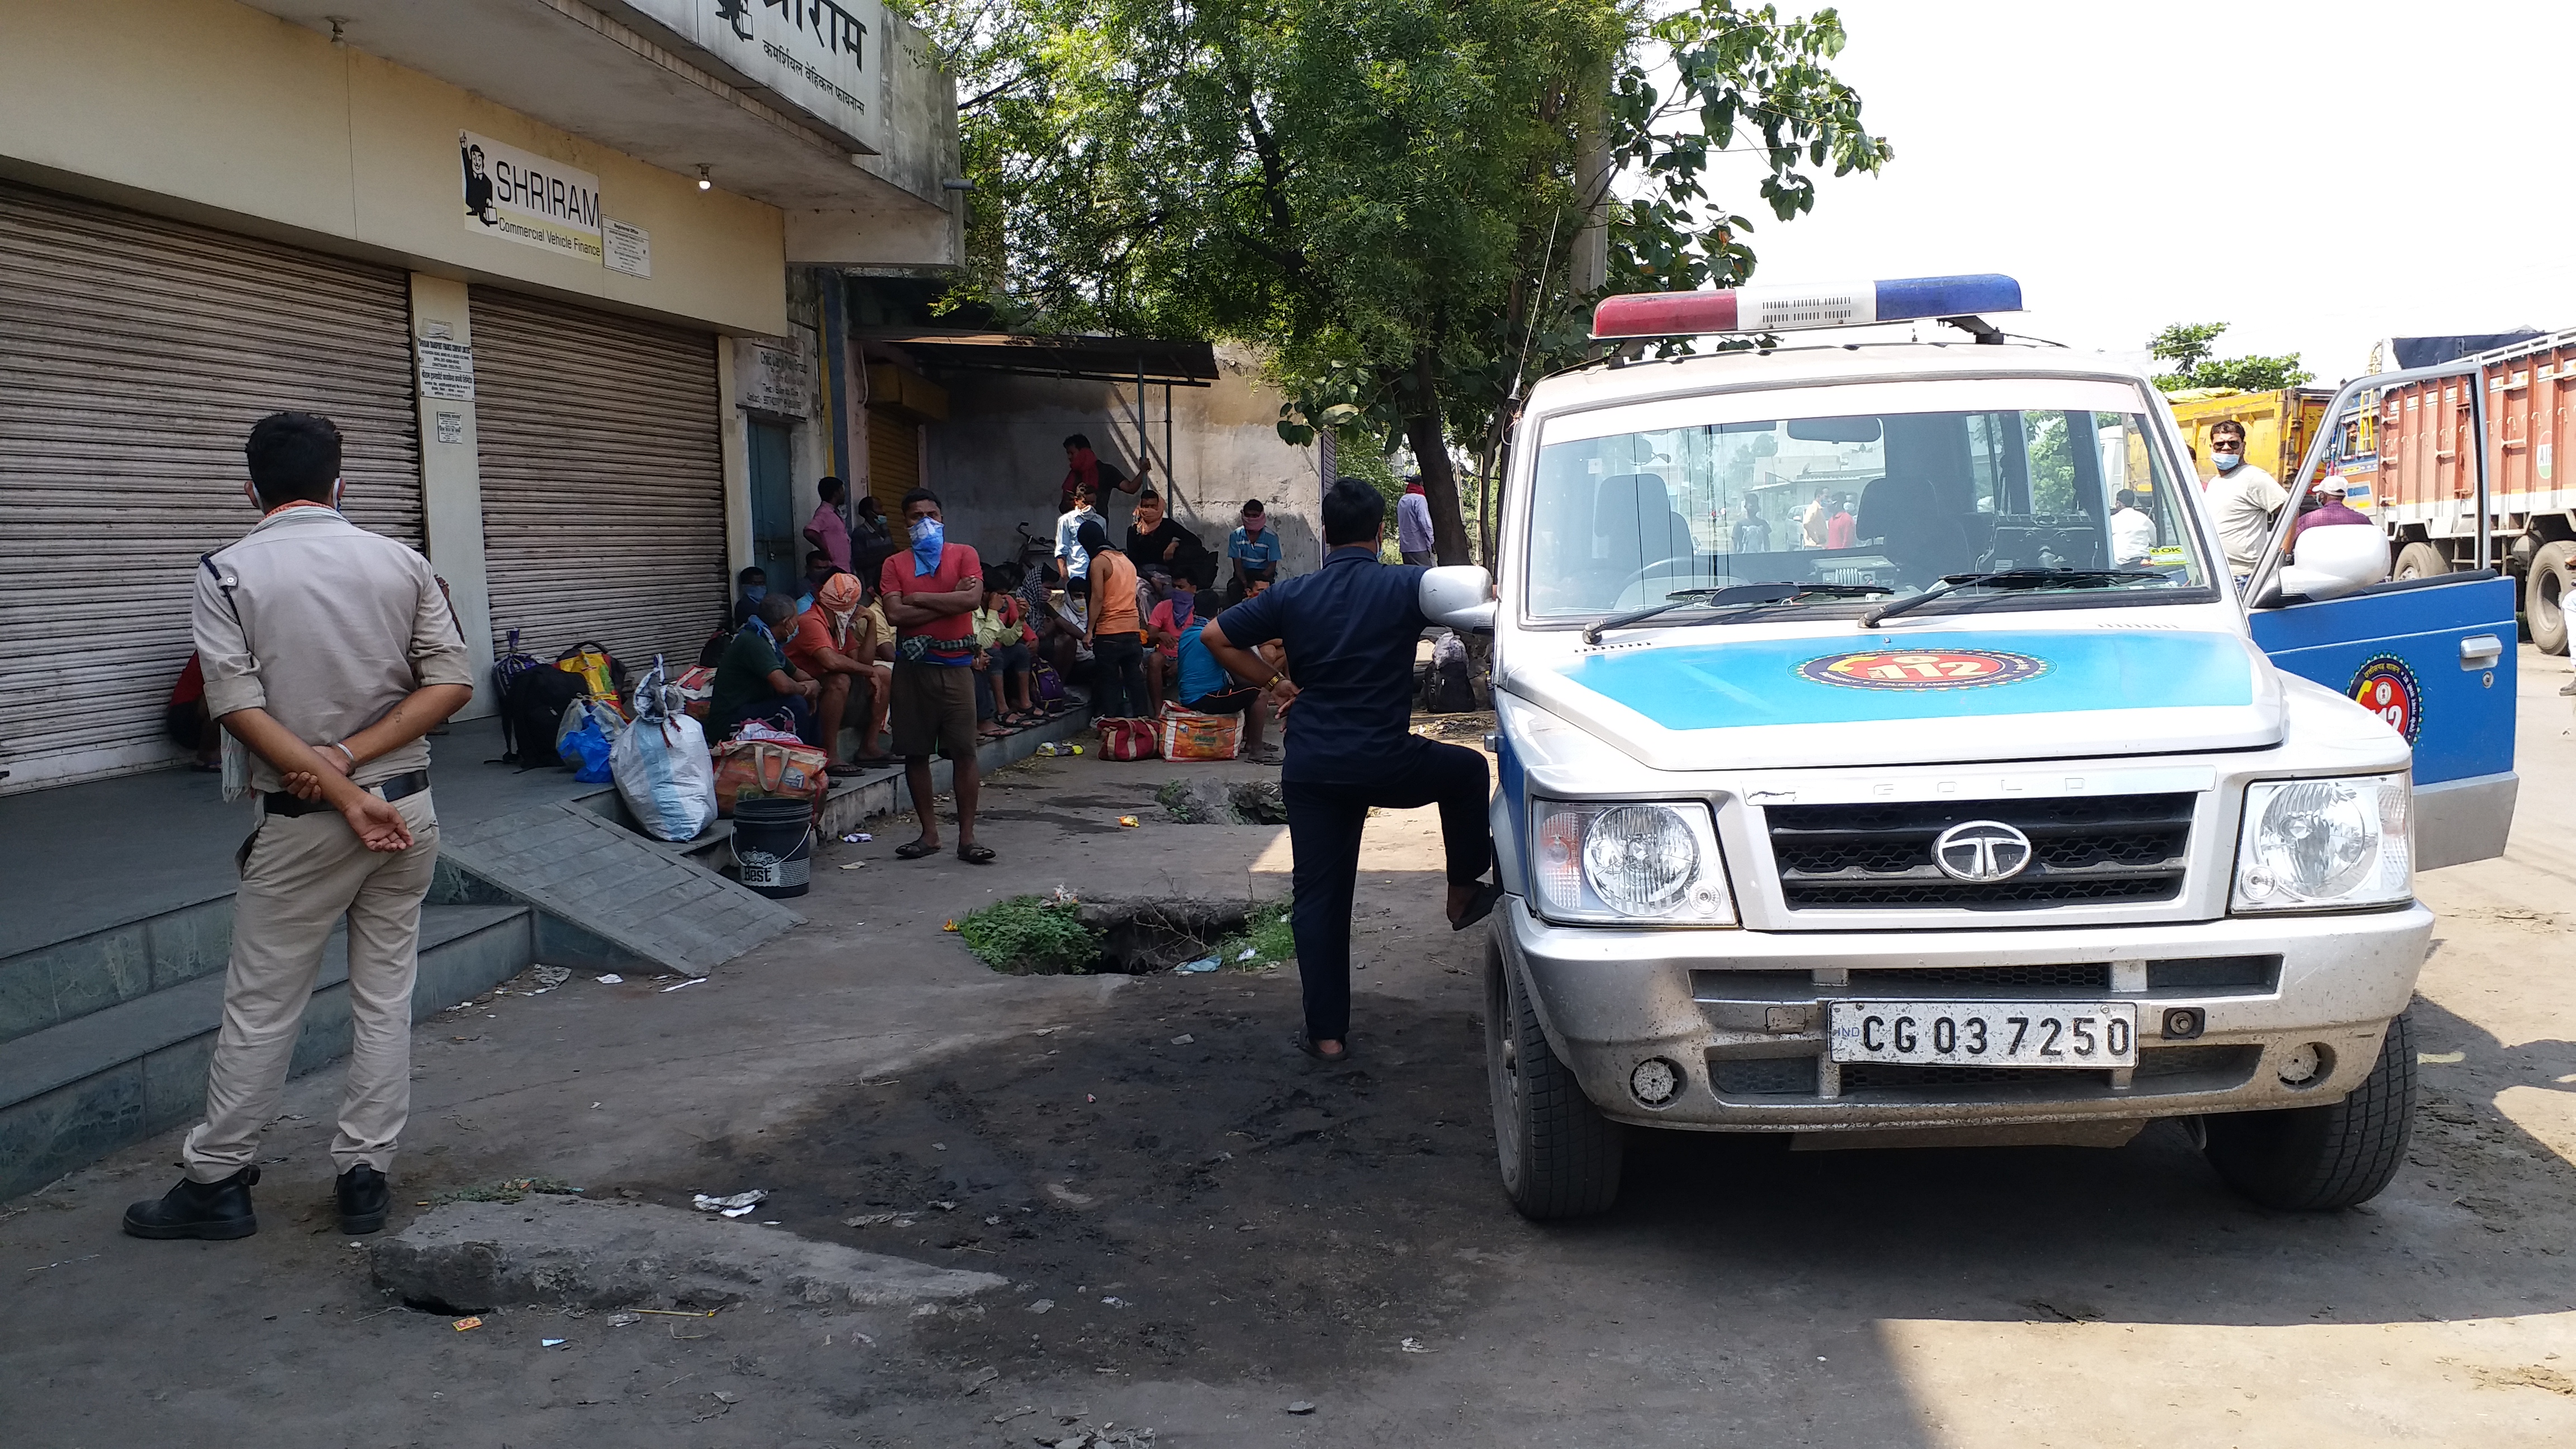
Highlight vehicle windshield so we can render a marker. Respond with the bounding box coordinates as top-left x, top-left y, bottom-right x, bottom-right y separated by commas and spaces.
1524, 395, 2209, 622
